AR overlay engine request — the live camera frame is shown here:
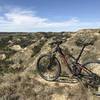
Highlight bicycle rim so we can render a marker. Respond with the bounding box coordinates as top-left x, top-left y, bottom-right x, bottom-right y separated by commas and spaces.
82, 61, 100, 87
37, 55, 61, 81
